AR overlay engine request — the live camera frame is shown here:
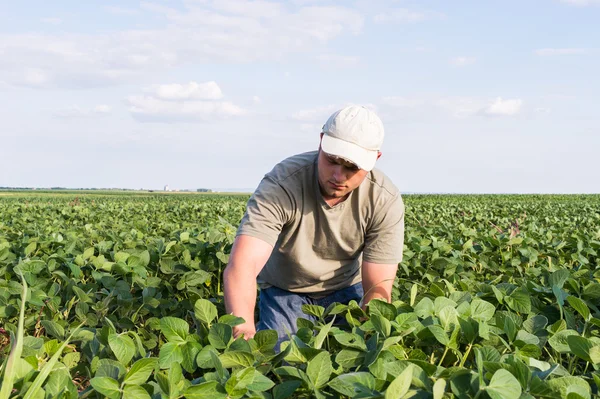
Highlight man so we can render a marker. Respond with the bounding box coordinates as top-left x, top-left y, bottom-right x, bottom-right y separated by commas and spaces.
223, 105, 404, 348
